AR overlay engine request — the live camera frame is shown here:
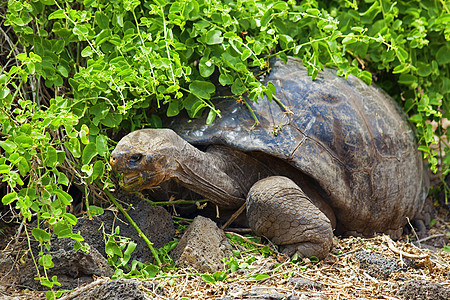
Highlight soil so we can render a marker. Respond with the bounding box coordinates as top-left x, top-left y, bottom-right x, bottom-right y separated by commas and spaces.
0, 199, 448, 300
